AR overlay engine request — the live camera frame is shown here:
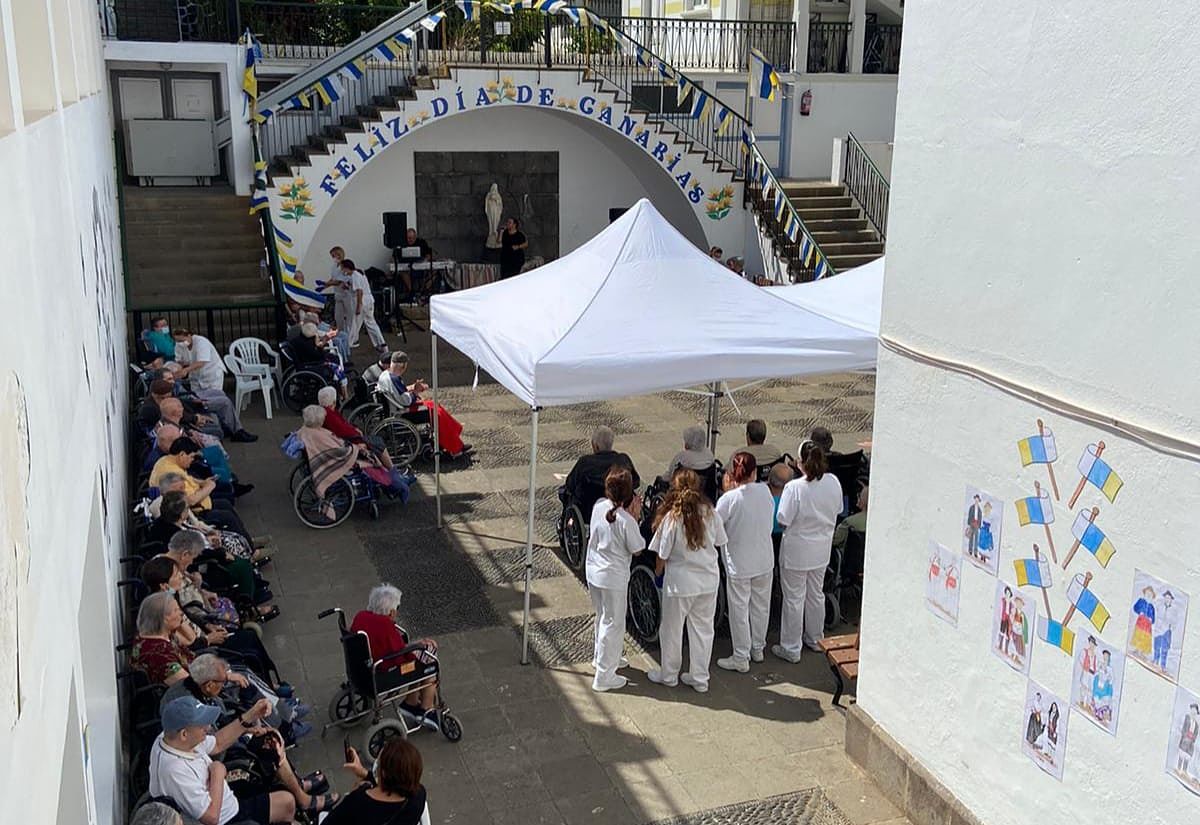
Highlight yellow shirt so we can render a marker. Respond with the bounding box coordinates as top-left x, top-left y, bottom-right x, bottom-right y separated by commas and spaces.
149, 456, 212, 511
